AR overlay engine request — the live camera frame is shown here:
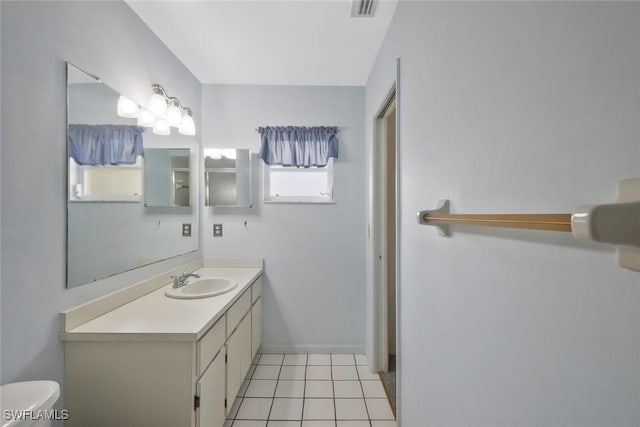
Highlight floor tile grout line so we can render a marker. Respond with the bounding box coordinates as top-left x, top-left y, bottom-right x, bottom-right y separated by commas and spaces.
299, 354, 307, 427
266, 354, 284, 422
331, 353, 338, 427
356, 357, 374, 426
